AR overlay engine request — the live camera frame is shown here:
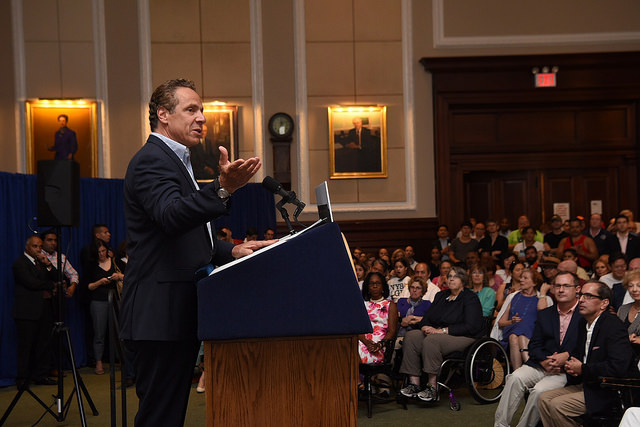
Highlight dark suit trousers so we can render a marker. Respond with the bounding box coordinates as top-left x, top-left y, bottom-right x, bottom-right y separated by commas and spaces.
127, 339, 200, 427
14, 302, 53, 382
